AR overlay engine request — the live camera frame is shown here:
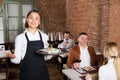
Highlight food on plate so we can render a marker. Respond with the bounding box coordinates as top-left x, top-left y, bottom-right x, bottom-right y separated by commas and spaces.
41, 48, 61, 54
82, 66, 96, 71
